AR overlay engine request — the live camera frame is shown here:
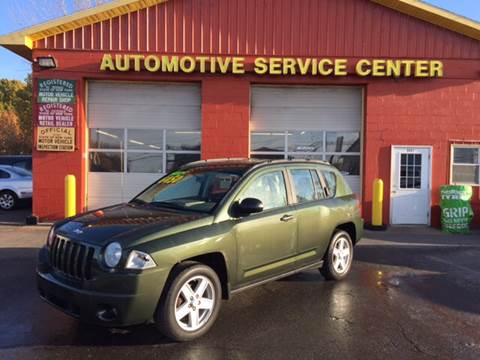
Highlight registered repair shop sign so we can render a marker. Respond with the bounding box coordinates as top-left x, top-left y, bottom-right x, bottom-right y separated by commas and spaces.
37, 127, 75, 152
38, 79, 76, 104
